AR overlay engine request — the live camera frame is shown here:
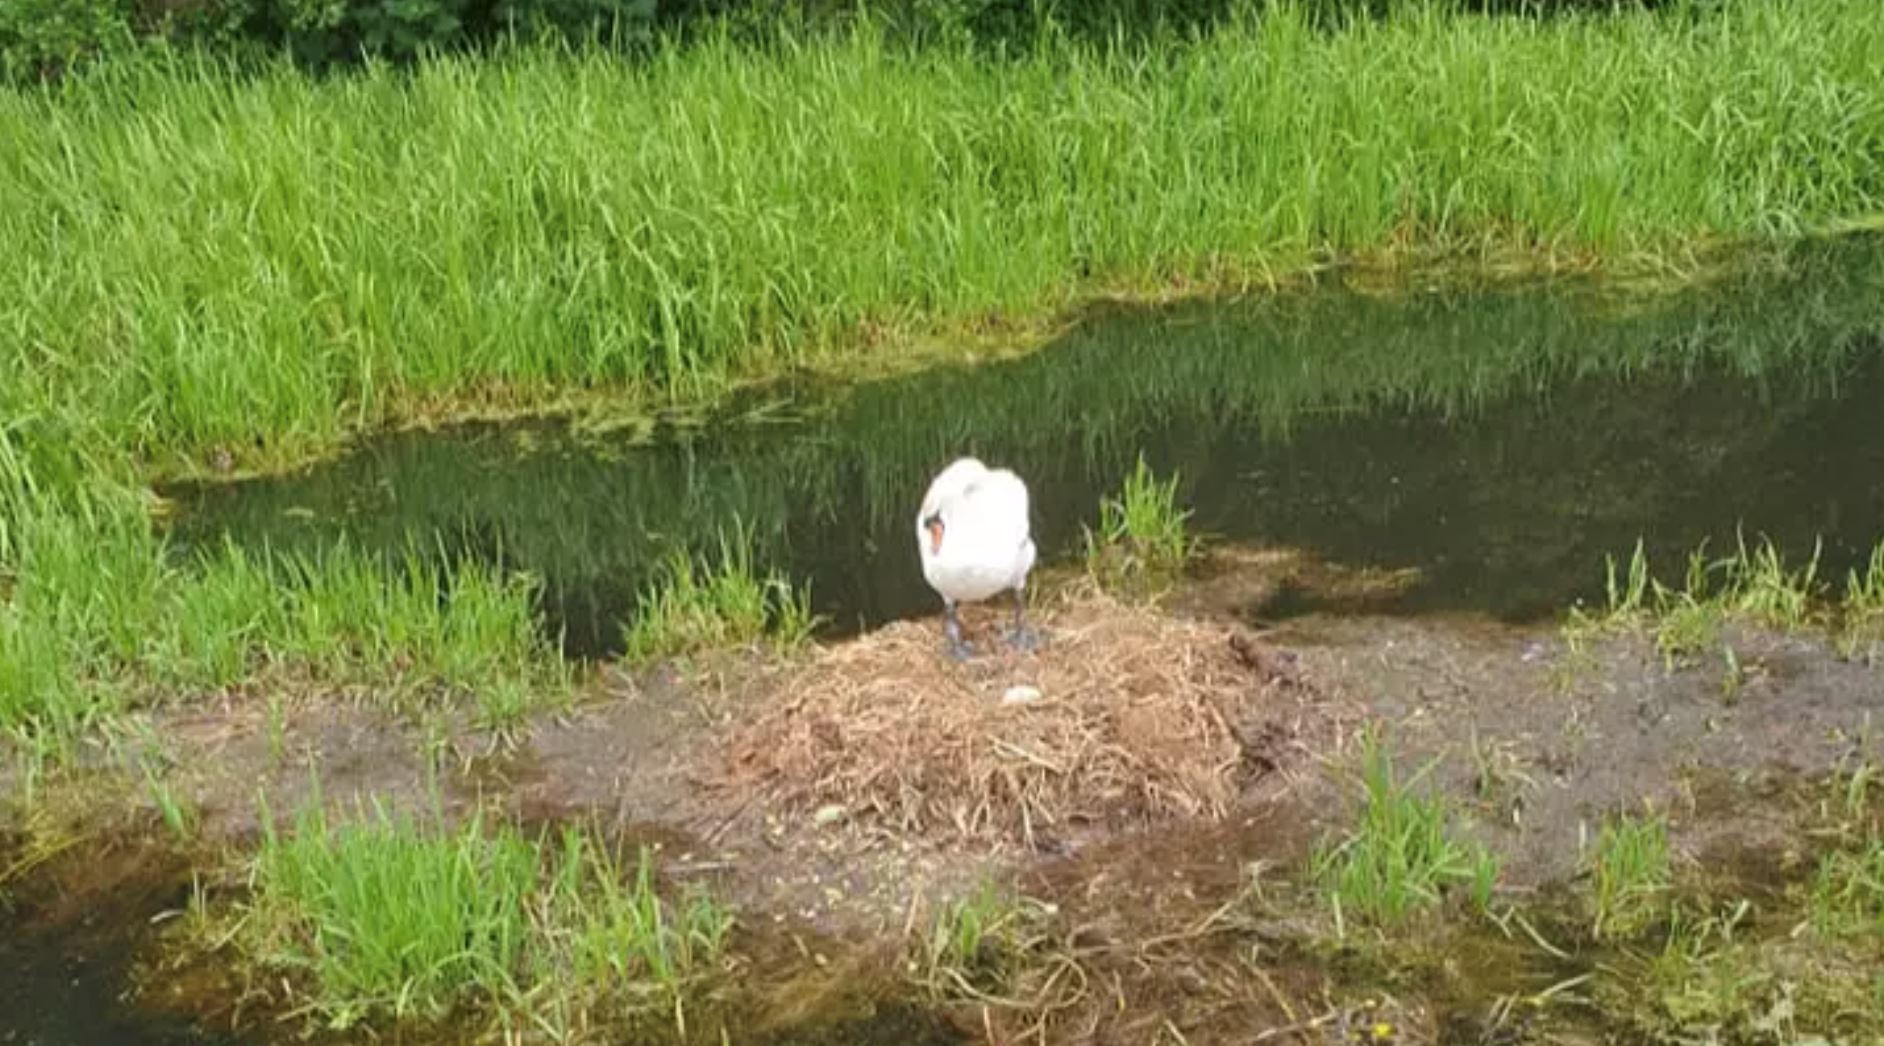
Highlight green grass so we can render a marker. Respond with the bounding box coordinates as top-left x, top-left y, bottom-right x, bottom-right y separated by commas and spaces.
916, 881, 1050, 1000
1837, 544, 1884, 661
249, 786, 731, 1034
1084, 454, 1194, 600
1311, 729, 1499, 929
1587, 809, 1672, 940
0, 508, 567, 749
619, 522, 817, 665
1565, 533, 1858, 669
3, 0, 1883, 479
1810, 840, 1884, 939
